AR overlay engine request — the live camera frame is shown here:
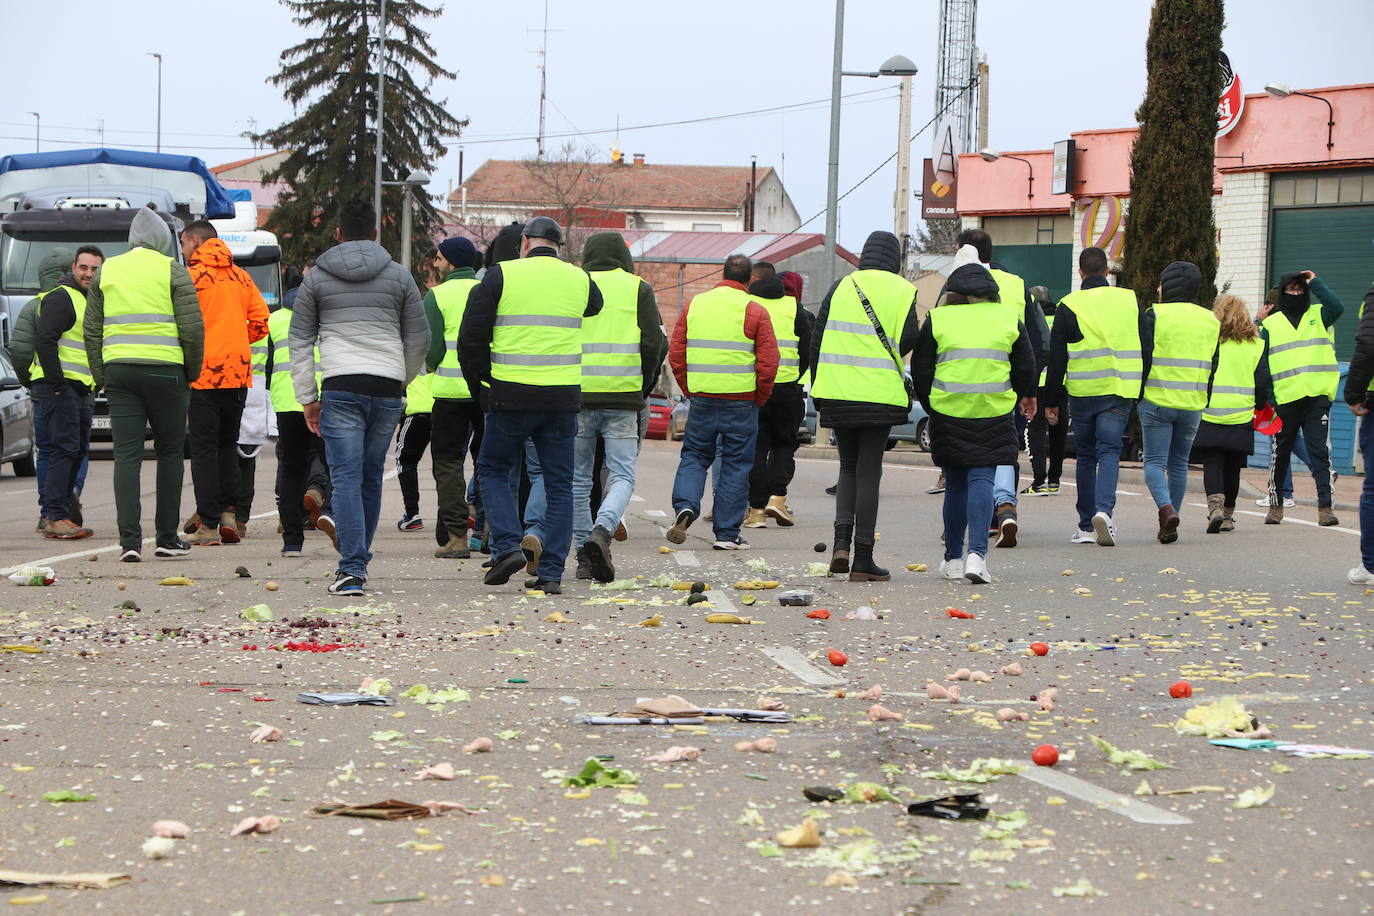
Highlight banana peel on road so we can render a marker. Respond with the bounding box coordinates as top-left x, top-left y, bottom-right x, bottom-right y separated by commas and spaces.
705, 613, 765, 625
